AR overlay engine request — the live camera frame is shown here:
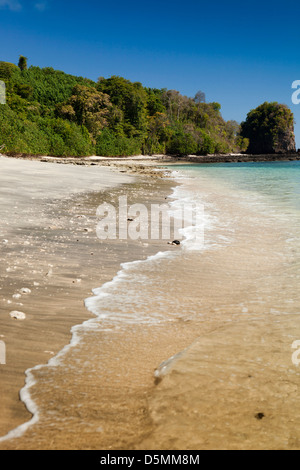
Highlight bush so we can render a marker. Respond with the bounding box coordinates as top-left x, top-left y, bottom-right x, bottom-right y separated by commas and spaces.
0, 62, 19, 80
0, 105, 92, 156
197, 130, 216, 155
96, 128, 142, 156
40, 118, 93, 156
0, 106, 49, 154
166, 131, 197, 156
